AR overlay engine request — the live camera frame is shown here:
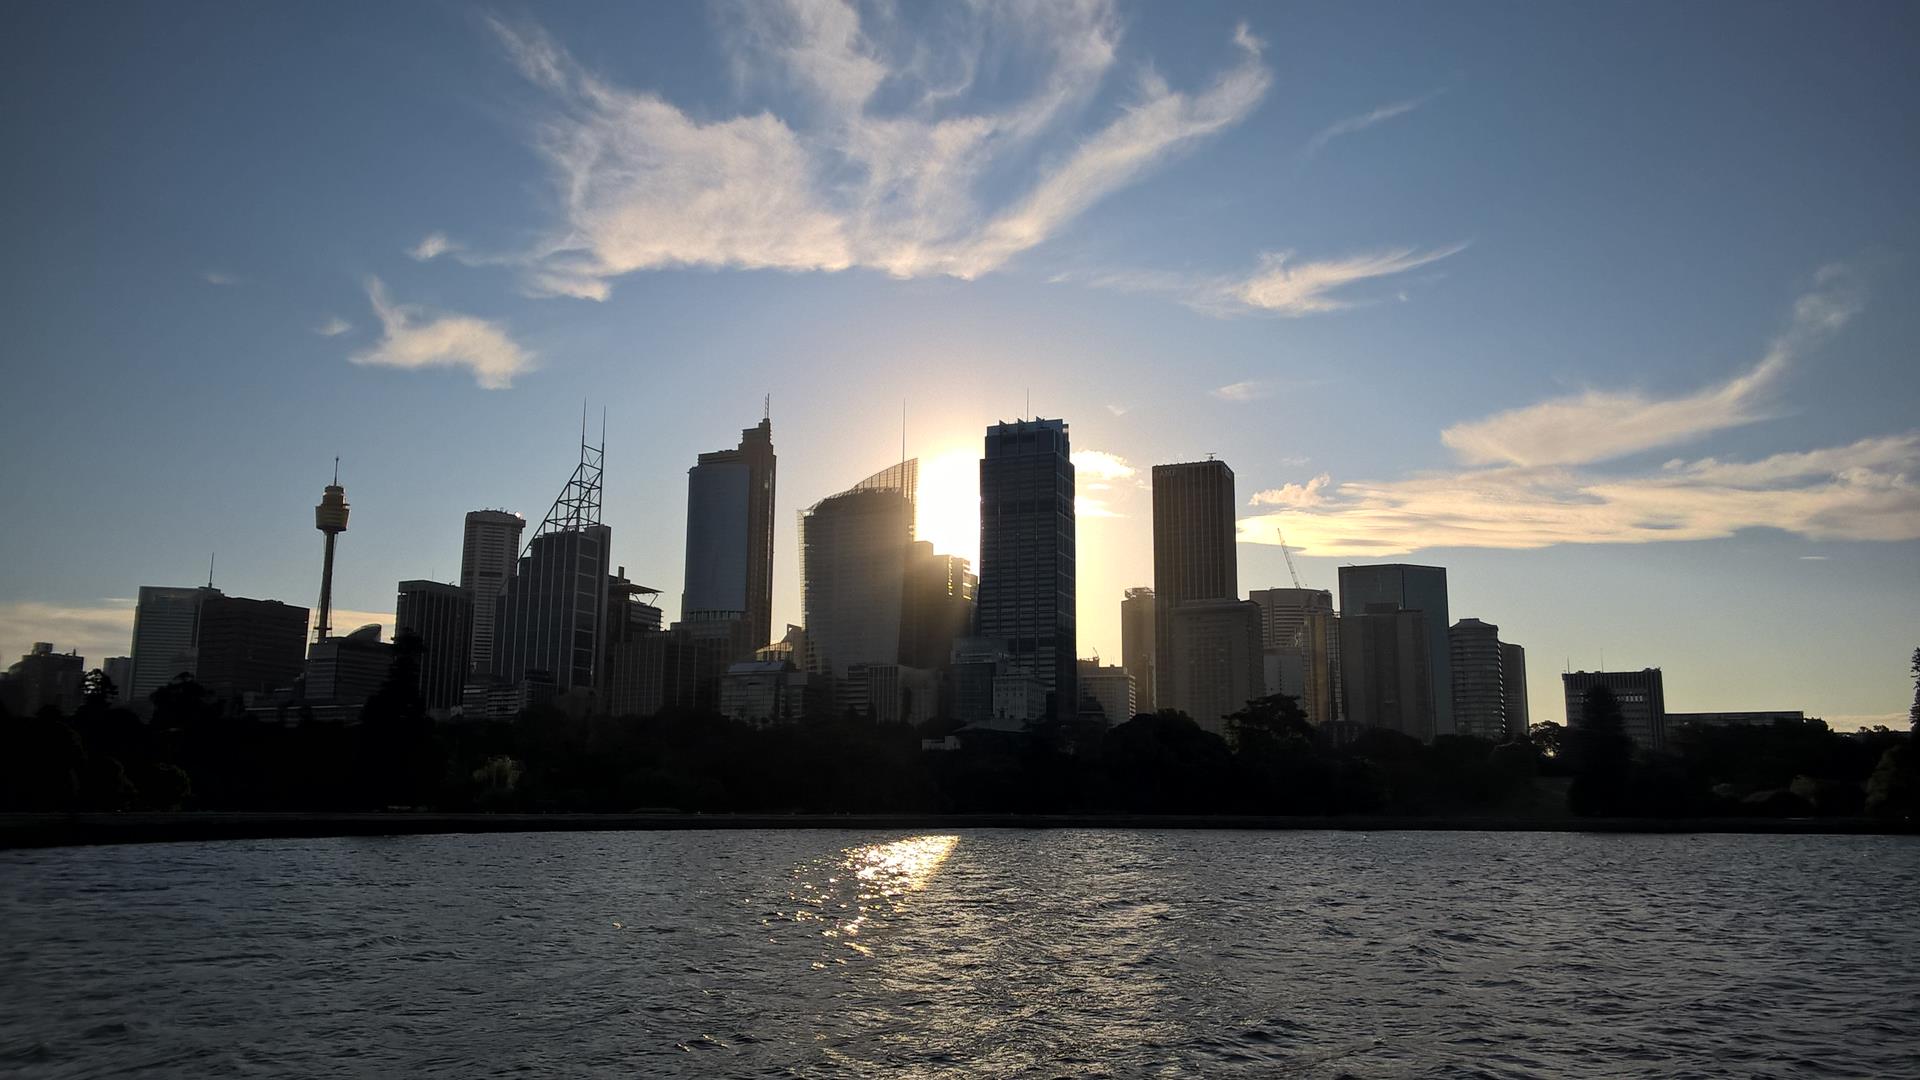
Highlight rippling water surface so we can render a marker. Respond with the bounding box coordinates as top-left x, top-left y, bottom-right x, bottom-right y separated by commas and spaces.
3, 830, 1917, 1077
